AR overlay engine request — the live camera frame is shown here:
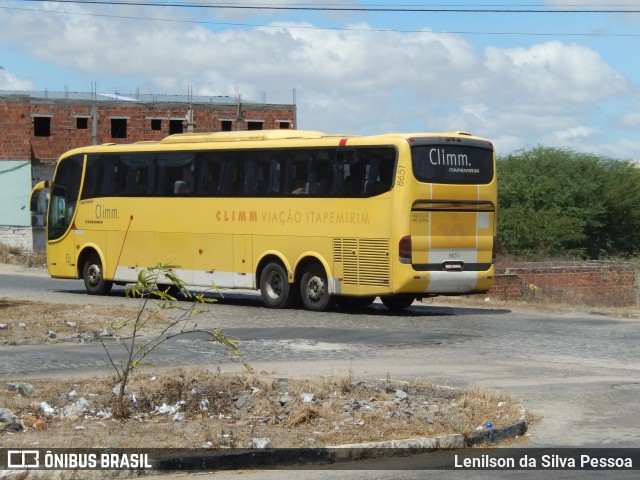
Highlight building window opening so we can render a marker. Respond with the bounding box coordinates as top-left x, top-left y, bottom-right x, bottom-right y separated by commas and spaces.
221, 120, 232, 132
76, 117, 88, 129
279, 121, 290, 129
34, 117, 51, 137
169, 119, 184, 134
151, 119, 162, 131
247, 121, 263, 131
111, 118, 127, 139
